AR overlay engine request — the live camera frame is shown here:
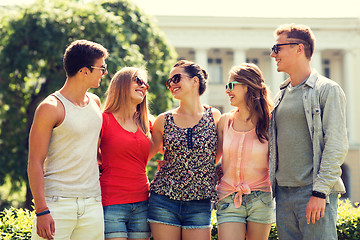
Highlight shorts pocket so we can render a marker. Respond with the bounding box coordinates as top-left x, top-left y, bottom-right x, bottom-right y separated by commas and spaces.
258, 192, 274, 207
